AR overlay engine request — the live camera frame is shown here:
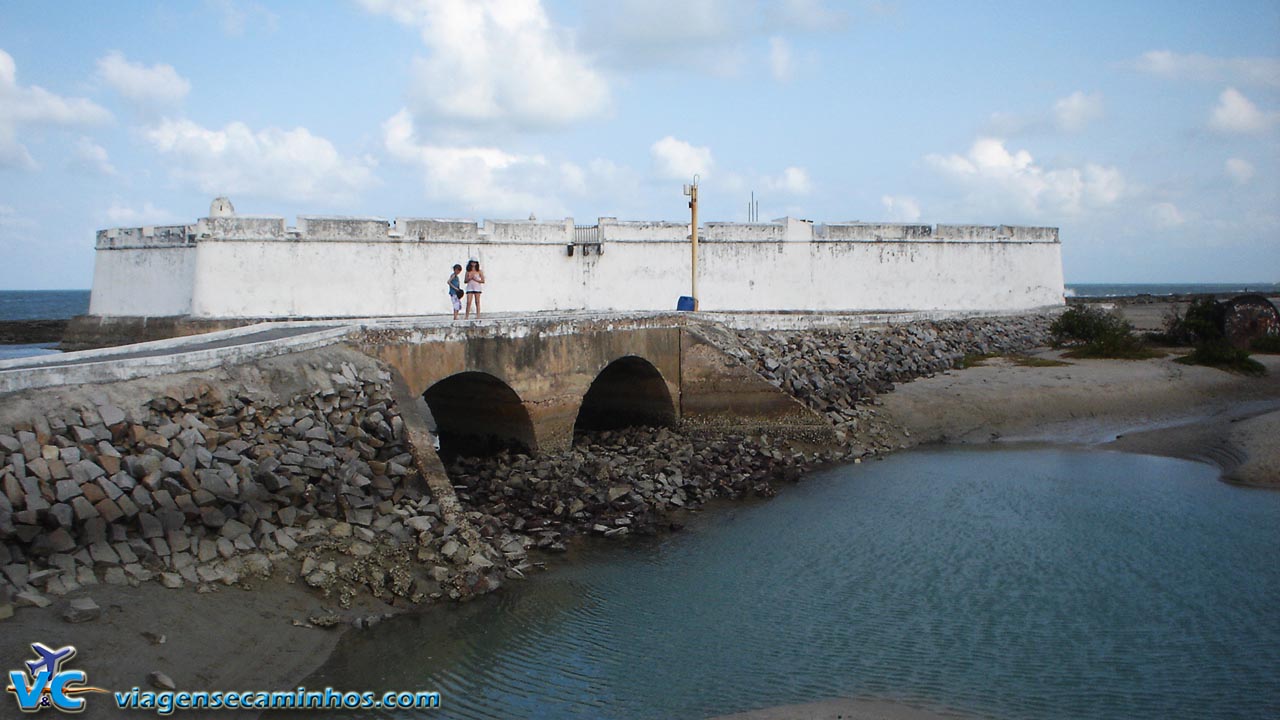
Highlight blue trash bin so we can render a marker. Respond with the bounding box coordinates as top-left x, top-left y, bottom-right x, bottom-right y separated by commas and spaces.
677, 296, 697, 311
